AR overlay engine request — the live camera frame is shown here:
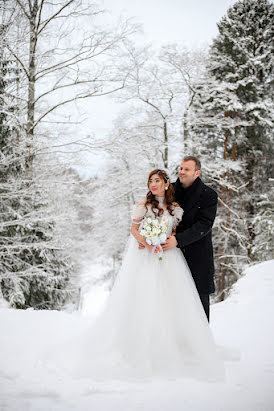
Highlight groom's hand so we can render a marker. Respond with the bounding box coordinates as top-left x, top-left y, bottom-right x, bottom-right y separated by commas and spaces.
162, 235, 178, 251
